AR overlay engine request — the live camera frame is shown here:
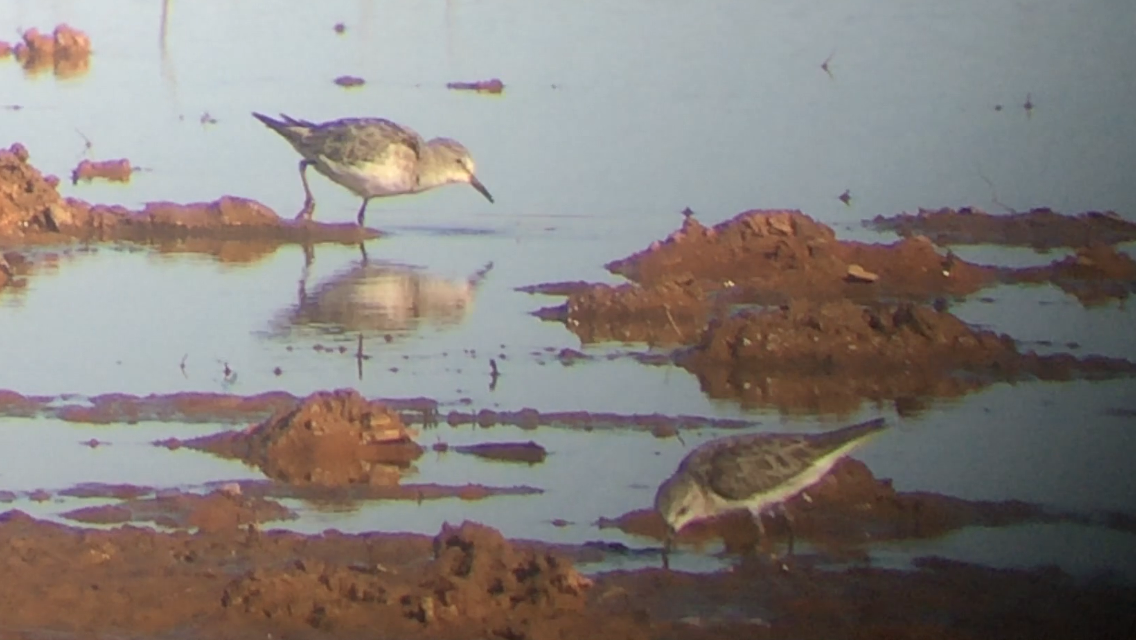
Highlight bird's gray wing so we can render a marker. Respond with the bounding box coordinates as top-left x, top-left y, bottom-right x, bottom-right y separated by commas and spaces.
702, 434, 819, 500
299, 118, 423, 166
